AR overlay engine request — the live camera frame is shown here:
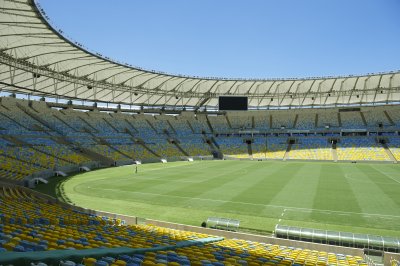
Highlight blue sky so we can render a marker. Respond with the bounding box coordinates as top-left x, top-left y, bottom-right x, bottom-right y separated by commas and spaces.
38, 0, 400, 79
